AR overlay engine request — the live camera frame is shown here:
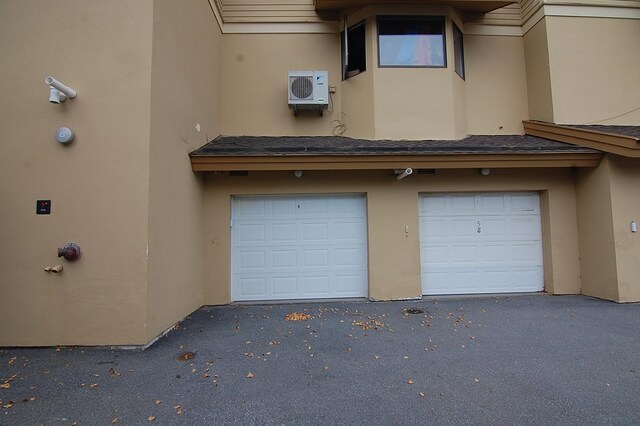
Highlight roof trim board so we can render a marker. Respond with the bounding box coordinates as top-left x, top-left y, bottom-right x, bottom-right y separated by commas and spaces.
523, 121, 640, 158
191, 153, 601, 171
